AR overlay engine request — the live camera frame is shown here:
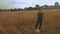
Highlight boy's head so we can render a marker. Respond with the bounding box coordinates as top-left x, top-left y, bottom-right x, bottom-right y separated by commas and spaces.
38, 8, 42, 13
38, 11, 41, 13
